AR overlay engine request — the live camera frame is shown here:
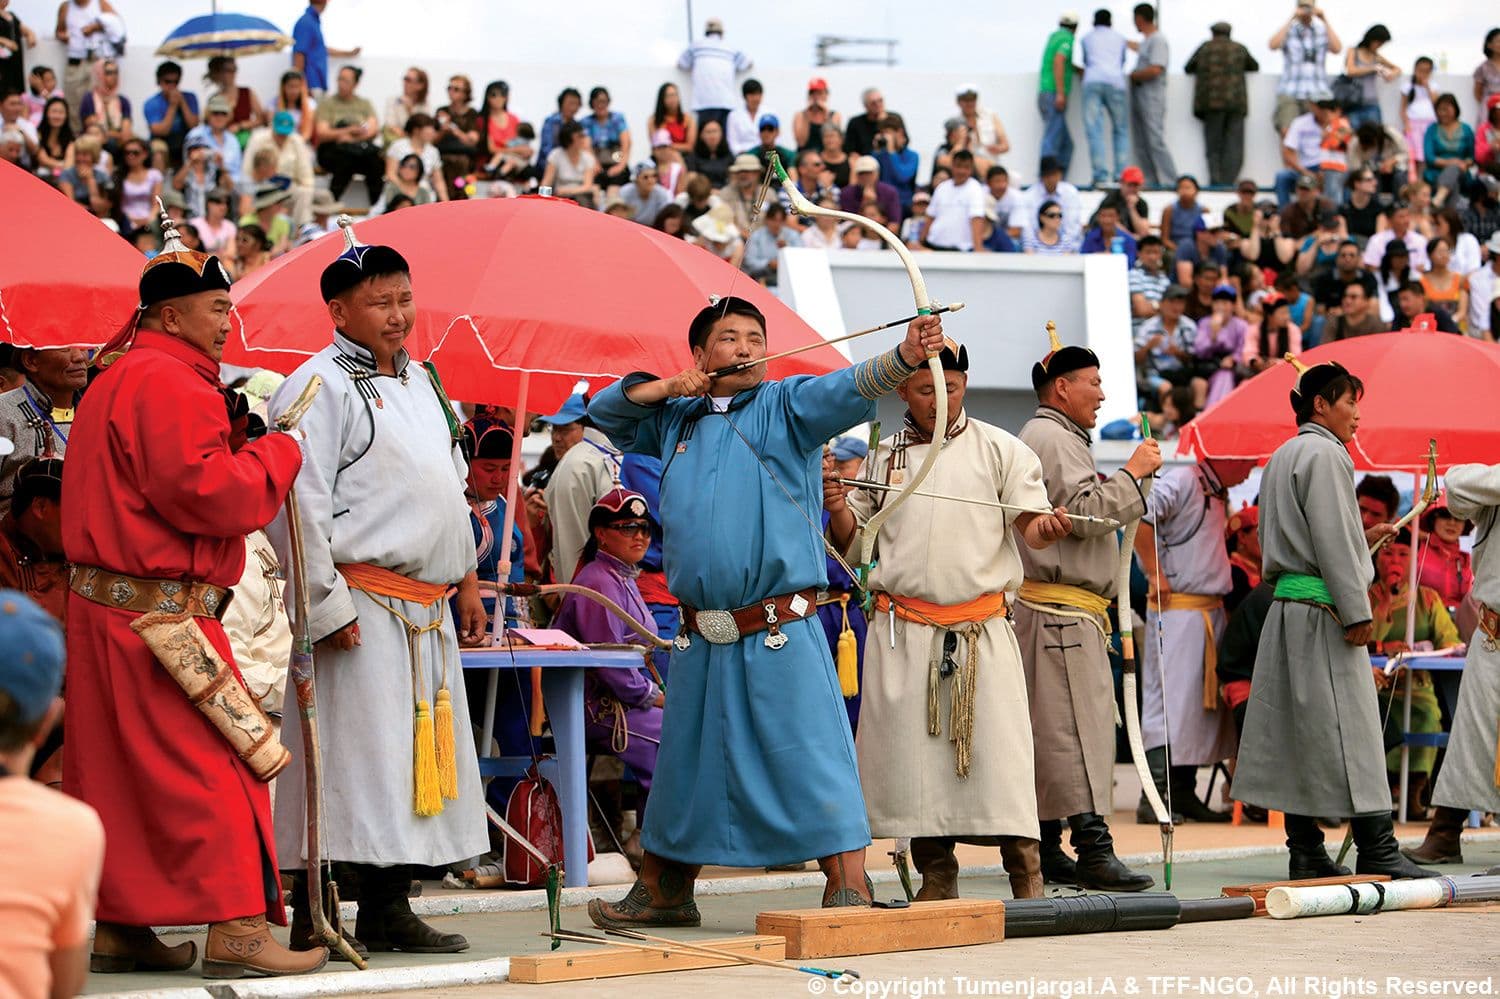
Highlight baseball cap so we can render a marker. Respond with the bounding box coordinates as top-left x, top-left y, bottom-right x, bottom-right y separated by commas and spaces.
538, 392, 587, 426
830, 436, 869, 462
1120, 165, 1145, 185
273, 110, 295, 136
912, 190, 932, 203
1059, 10, 1081, 26
1162, 283, 1190, 300
758, 114, 779, 131
729, 153, 762, 173
854, 155, 880, 174
205, 94, 231, 115
955, 83, 979, 98
1236, 177, 1258, 193
0, 590, 65, 727
807, 76, 829, 93
1295, 173, 1320, 190
705, 17, 724, 34
185, 133, 212, 151
1317, 207, 1340, 229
